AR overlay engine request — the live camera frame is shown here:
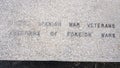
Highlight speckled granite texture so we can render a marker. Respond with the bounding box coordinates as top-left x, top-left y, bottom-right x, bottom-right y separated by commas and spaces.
0, 0, 120, 62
